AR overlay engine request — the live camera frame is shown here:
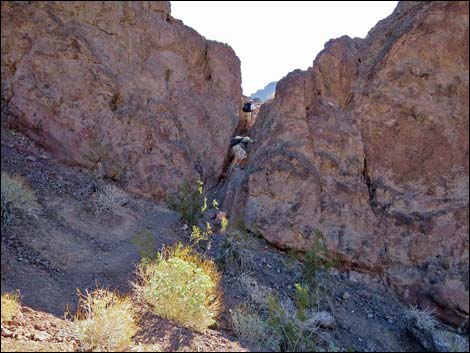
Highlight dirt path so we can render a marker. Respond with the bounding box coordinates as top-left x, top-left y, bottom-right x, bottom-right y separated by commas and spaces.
1, 127, 183, 316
